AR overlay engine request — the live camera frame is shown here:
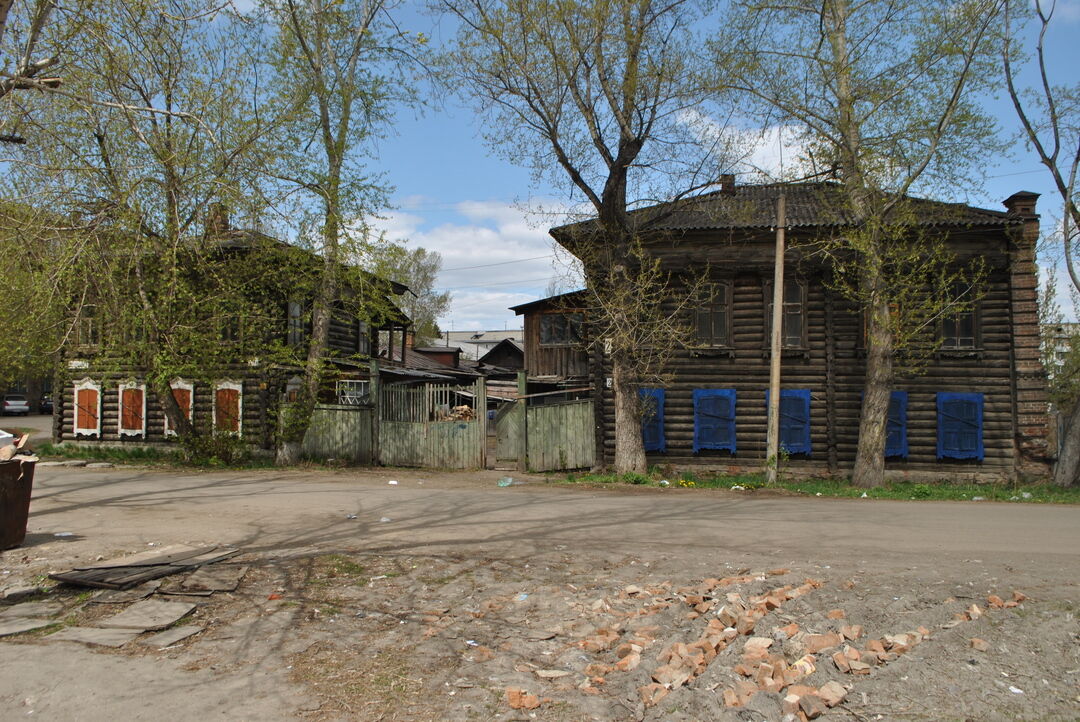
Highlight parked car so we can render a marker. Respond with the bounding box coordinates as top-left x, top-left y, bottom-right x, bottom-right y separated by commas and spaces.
39, 395, 53, 414
2, 395, 30, 416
